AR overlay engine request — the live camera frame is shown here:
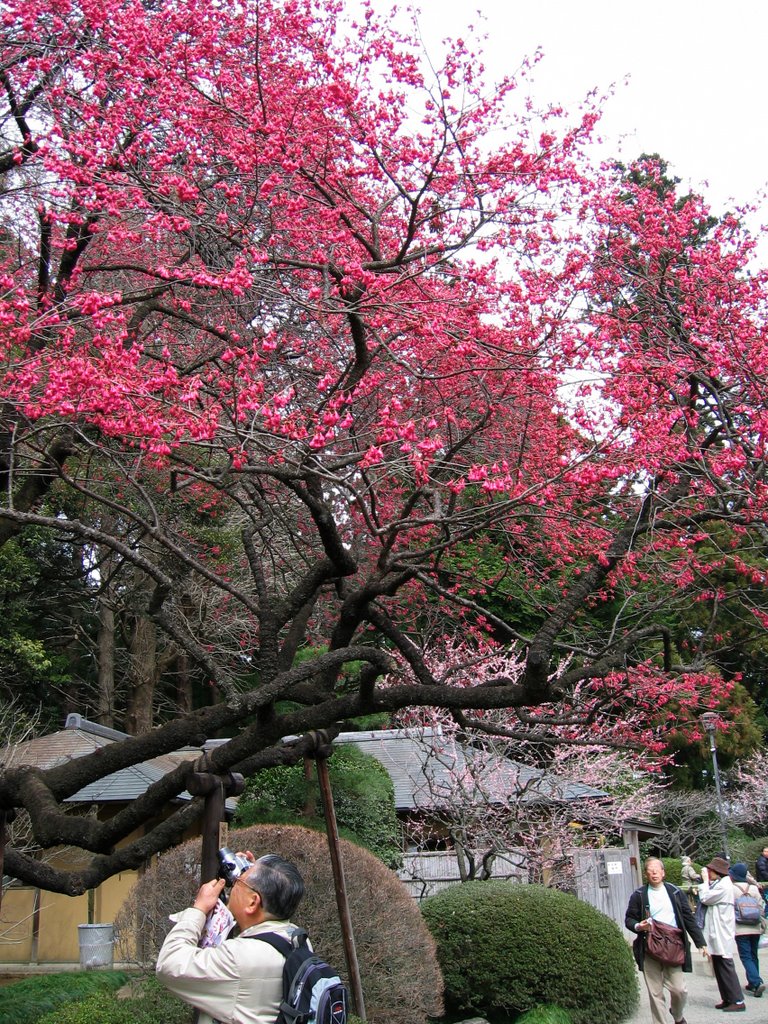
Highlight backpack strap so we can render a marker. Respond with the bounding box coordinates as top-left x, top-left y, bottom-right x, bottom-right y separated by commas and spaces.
243, 929, 311, 957
245, 932, 294, 957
